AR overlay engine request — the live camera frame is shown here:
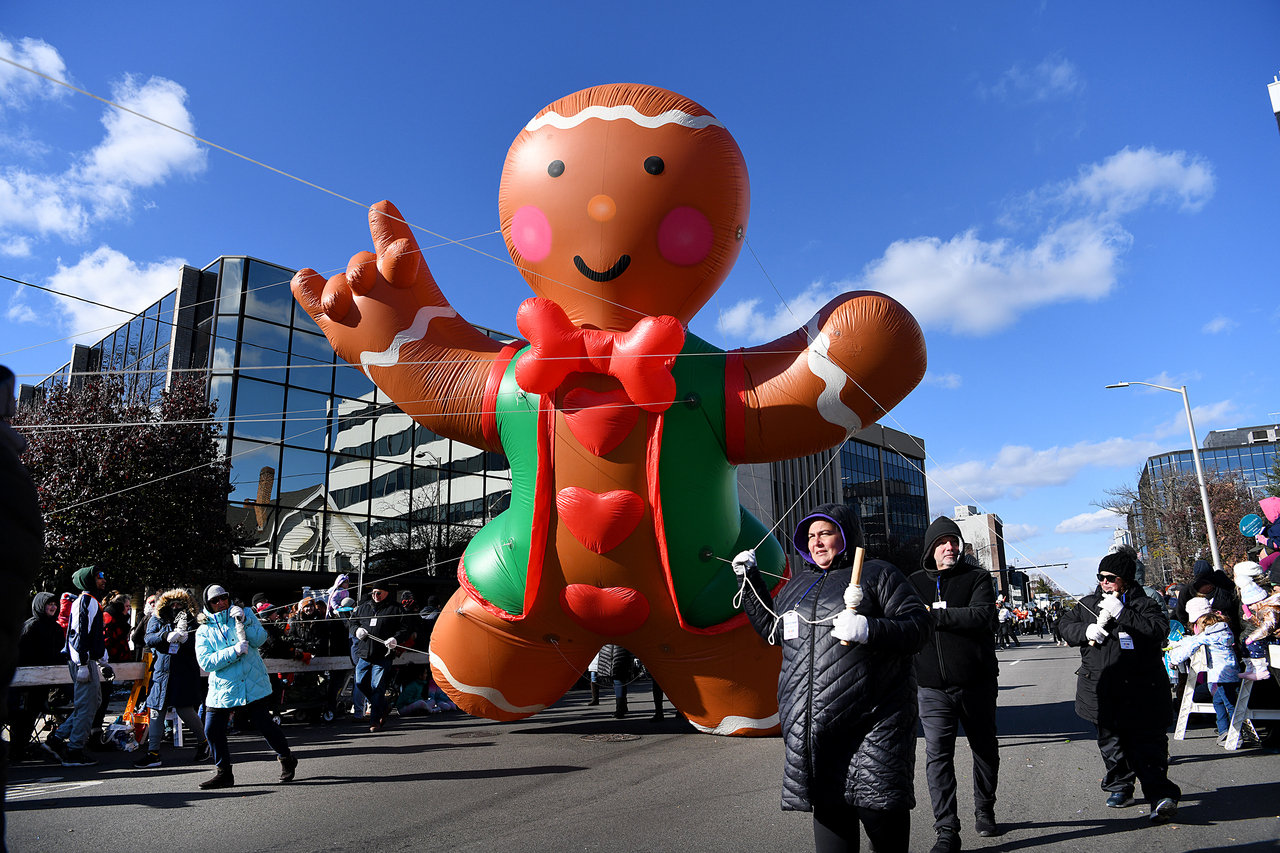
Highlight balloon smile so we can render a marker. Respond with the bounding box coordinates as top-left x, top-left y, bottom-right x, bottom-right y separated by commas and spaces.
574, 254, 631, 283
